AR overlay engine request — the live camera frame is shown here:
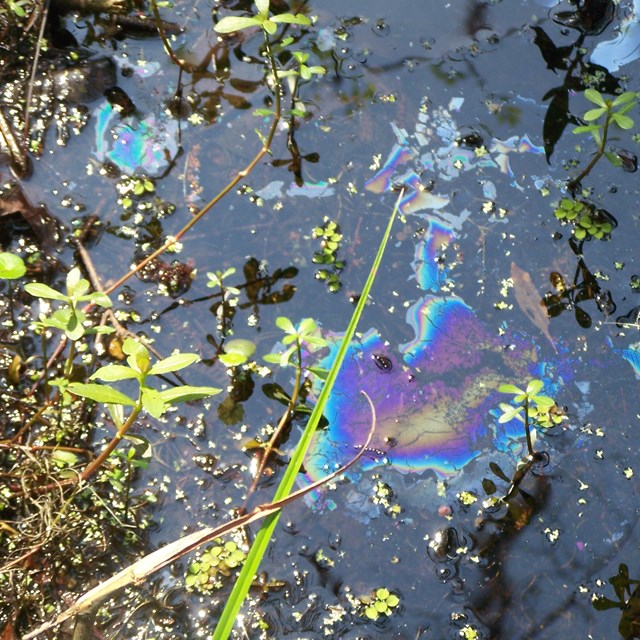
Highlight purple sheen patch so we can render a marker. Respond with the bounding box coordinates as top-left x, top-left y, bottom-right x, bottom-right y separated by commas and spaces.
412, 220, 455, 292
304, 329, 489, 482
94, 104, 179, 176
